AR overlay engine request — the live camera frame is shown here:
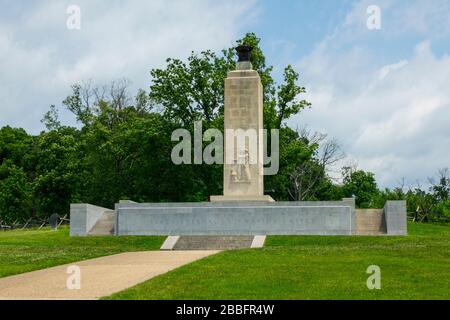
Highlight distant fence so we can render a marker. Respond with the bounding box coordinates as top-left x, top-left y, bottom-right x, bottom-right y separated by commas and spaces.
407, 213, 450, 223
0, 214, 70, 231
